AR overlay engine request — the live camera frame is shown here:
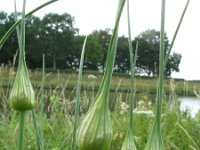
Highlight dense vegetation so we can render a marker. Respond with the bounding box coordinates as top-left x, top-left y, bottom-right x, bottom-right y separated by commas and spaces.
0, 68, 200, 149
0, 67, 198, 97
0, 0, 196, 149
0, 11, 181, 76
